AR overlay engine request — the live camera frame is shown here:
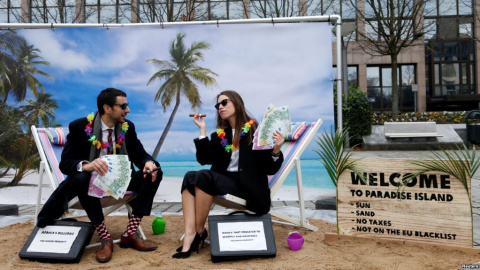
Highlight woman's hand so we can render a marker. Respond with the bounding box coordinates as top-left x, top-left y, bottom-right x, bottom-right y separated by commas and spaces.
272, 130, 284, 154
193, 113, 207, 136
